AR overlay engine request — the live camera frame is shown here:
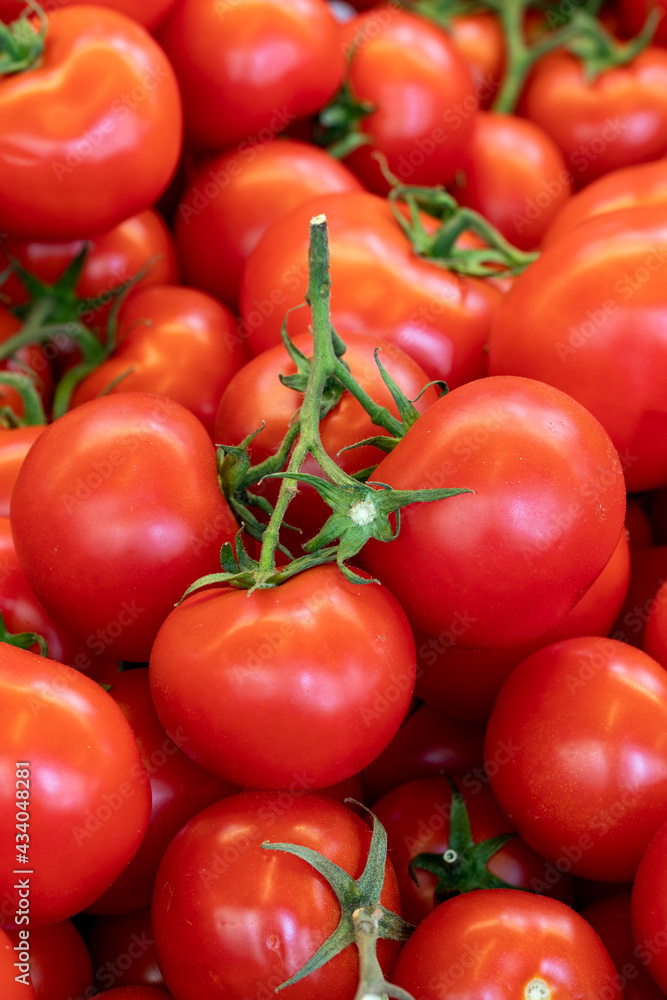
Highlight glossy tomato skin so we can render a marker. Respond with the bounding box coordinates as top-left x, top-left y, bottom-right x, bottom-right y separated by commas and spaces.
543, 160, 667, 247
88, 668, 236, 915
71, 285, 248, 436
393, 889, 619, 1000
582, 892, 667, 1000
176, 139, 362, 310
447, 12, 505, 107
0, 645, 151, 927
0, 427, 44, 516
149, 565, 416, 789
6, 920, 93, 1000
362, 376, 626, 649
158, 0, 344, 151
373, 777, 573, 925
152, 792, 401, 1000
0, 8, 182, 239
451, 111, 572, 250
522, 49, 667, 186
0, 1, 179, 31
86, 908, 167, 991
241, 190, 502, 385
0, 927, 36, 999
340, 11, 476, 192
632, 817, 667, 993
485, 637, 667, 882
10, 393, 237, 662
489, 208, 667, 492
